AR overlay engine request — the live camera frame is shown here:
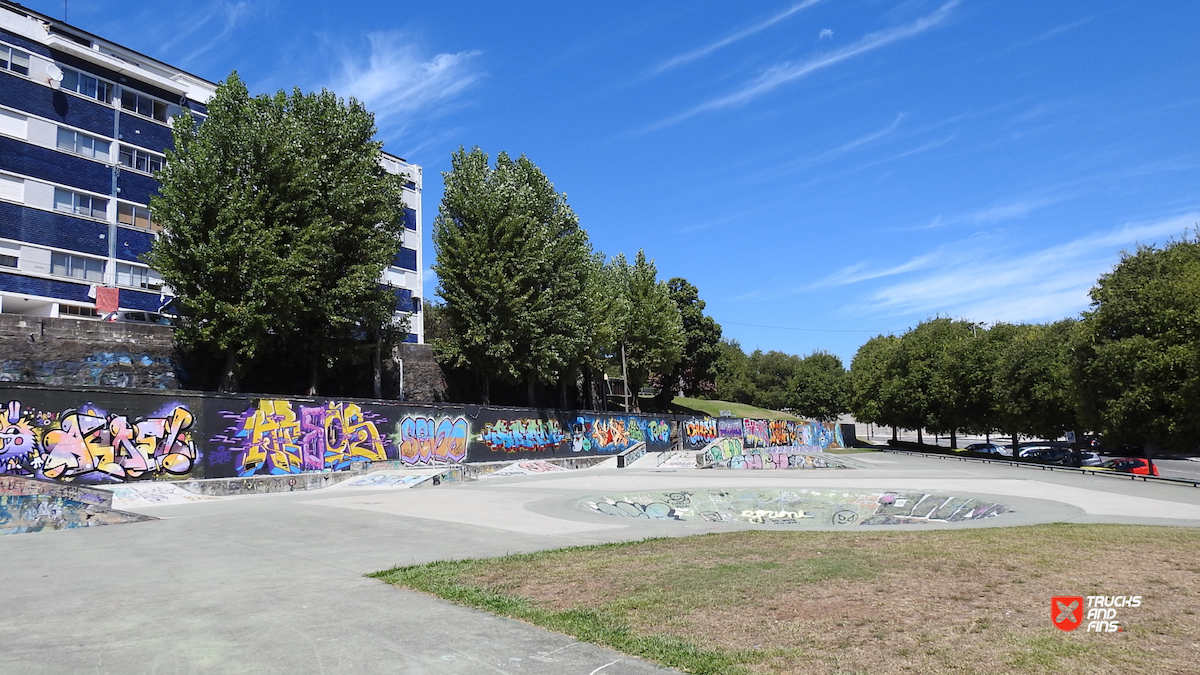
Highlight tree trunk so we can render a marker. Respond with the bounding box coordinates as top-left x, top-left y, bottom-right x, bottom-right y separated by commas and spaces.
527, 374, 537, 409
559, 366, 573, 410
917, 427, 923, 446
1012, 432, 1019, 457
372, 332, 383, 399
218, 347, 238, 393
582, 367, 594, 410
307, 359, 320, 397
950, 429, 957, 450
479, 372, 490, 405
892, 426, 898, 442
